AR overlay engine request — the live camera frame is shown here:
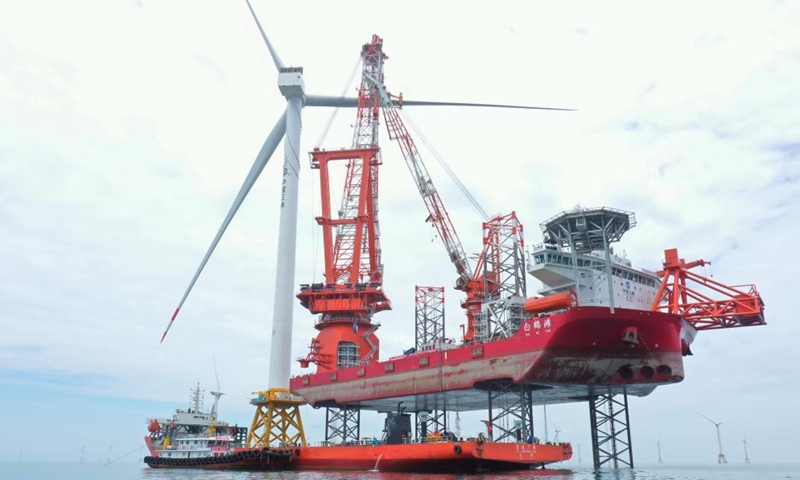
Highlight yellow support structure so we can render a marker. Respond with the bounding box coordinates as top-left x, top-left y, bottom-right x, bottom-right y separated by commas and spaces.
247, 388, 307, 447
